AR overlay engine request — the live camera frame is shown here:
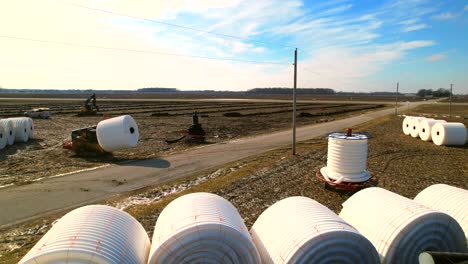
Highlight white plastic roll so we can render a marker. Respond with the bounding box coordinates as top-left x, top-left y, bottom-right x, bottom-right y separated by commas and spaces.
250, 197, 380, 264
402, 116, 413, 135
339, 187, 466, 263
320, 133, 370, 183
9, 118, 29, 143
410, 117, 432, 138
0, 119, 15, 145
414, 184, 468, 241
0, 122, 7, 149
431, 122, 467, 146
19, 205, 151, 264
148, 192, 260, 264
419, 119, 446, 141
25, 117, 34, 139
96, 115, 139, 152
